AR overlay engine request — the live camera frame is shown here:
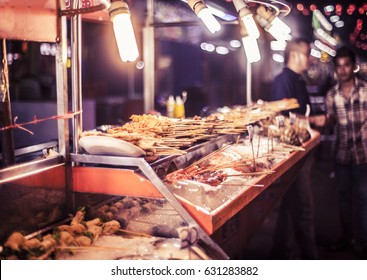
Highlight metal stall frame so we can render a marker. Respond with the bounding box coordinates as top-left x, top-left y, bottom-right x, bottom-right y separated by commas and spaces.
0, 0, 229, 260
62, 0, 229, 259
0, 0, 69, 184
70, 152, 230, 259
